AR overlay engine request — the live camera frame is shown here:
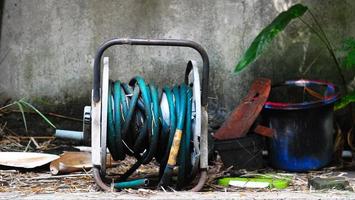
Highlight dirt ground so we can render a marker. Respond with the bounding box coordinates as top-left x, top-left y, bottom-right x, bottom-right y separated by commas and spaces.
1, 112, 355, 199
1, 160, 355, 199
